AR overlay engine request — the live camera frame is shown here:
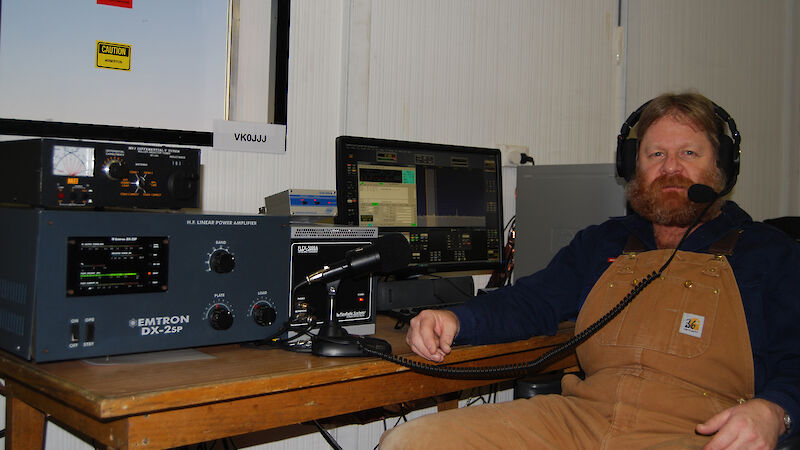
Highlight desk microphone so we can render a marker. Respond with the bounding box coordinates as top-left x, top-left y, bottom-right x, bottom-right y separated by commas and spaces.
304, 233, 410, 358
305, 233, 411, 285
